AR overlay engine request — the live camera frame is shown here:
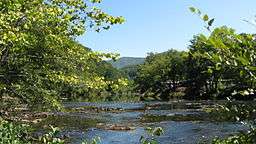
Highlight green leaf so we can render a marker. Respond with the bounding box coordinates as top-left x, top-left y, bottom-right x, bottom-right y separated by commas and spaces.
207, 68, 213, 74
215, 63, 222, 71
248, 66, 256, 71
189, 7, 196, 13
240, 70, 245, 76
203, 14, 209, 21
152, 127, 164, 136
237, 56, 249, 65
208, 18, 215, 26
